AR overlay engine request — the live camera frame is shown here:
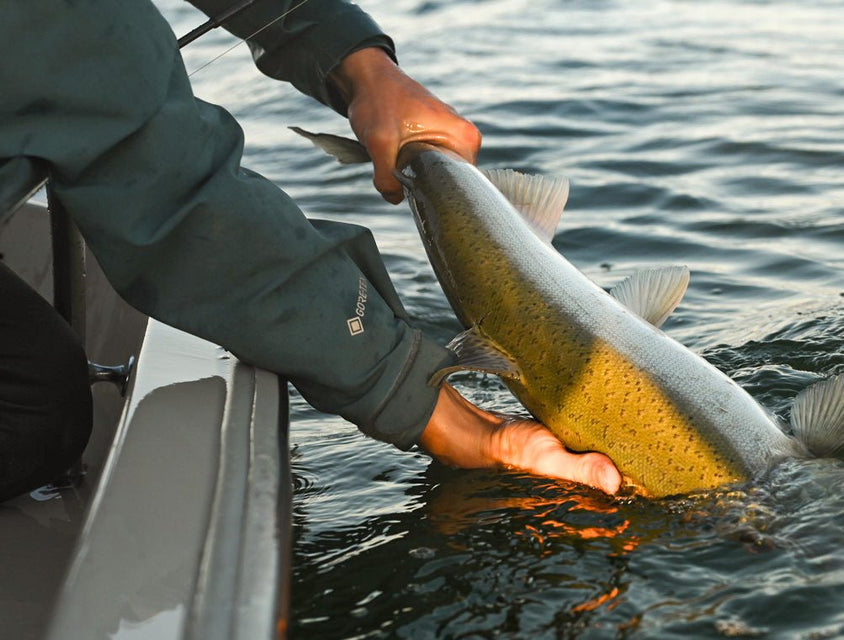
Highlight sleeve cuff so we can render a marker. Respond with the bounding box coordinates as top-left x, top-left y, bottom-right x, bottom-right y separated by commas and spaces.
248, 7, 396, 114
354, 330, 456, 450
